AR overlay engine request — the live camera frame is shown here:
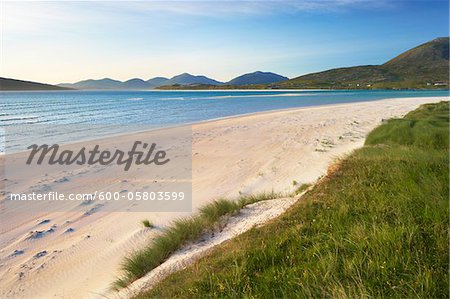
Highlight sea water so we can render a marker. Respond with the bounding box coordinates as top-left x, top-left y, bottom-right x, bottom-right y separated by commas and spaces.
1, 89, 448, 152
